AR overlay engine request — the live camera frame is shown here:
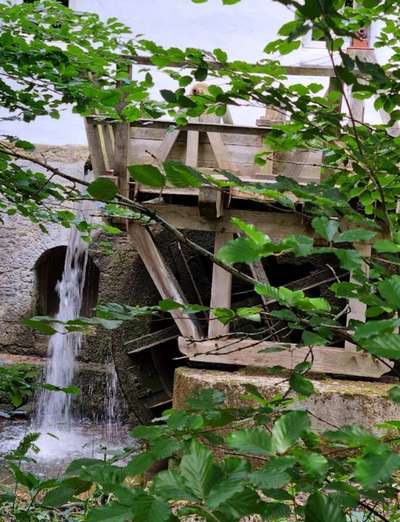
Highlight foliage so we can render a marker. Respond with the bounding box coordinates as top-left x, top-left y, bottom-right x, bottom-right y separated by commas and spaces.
4, 387, 400, 521
0, 363, 39, 410
3, 0, 400, 520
